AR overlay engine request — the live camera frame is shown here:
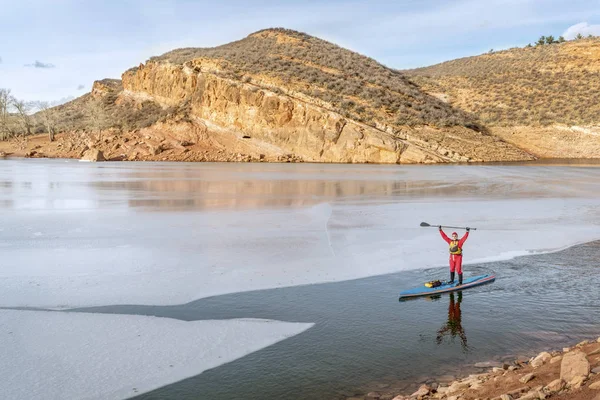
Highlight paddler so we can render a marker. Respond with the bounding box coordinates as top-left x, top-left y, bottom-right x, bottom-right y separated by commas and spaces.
439, 226, 470, 285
